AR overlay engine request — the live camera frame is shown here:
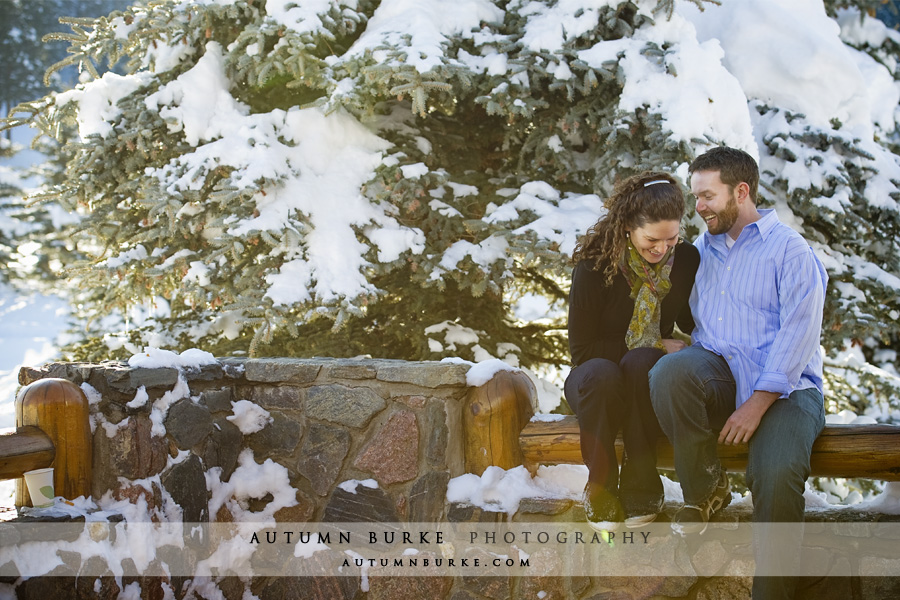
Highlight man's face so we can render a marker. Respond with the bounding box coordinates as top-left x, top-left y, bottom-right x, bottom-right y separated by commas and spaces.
691, 170, 739, 236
